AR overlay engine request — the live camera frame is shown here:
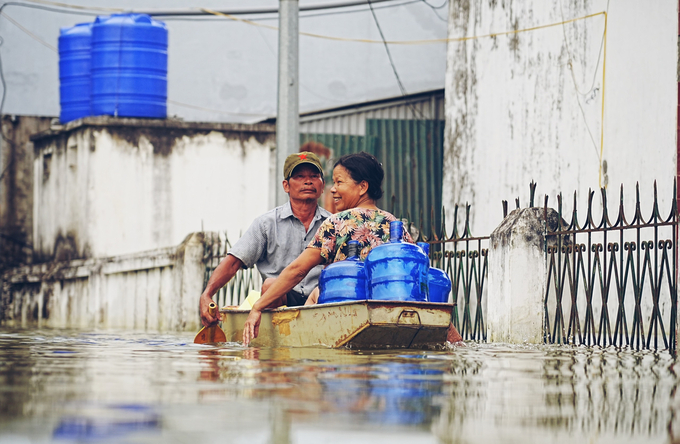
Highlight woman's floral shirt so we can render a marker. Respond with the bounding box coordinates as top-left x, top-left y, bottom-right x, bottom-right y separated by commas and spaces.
308, 208, 414, 265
